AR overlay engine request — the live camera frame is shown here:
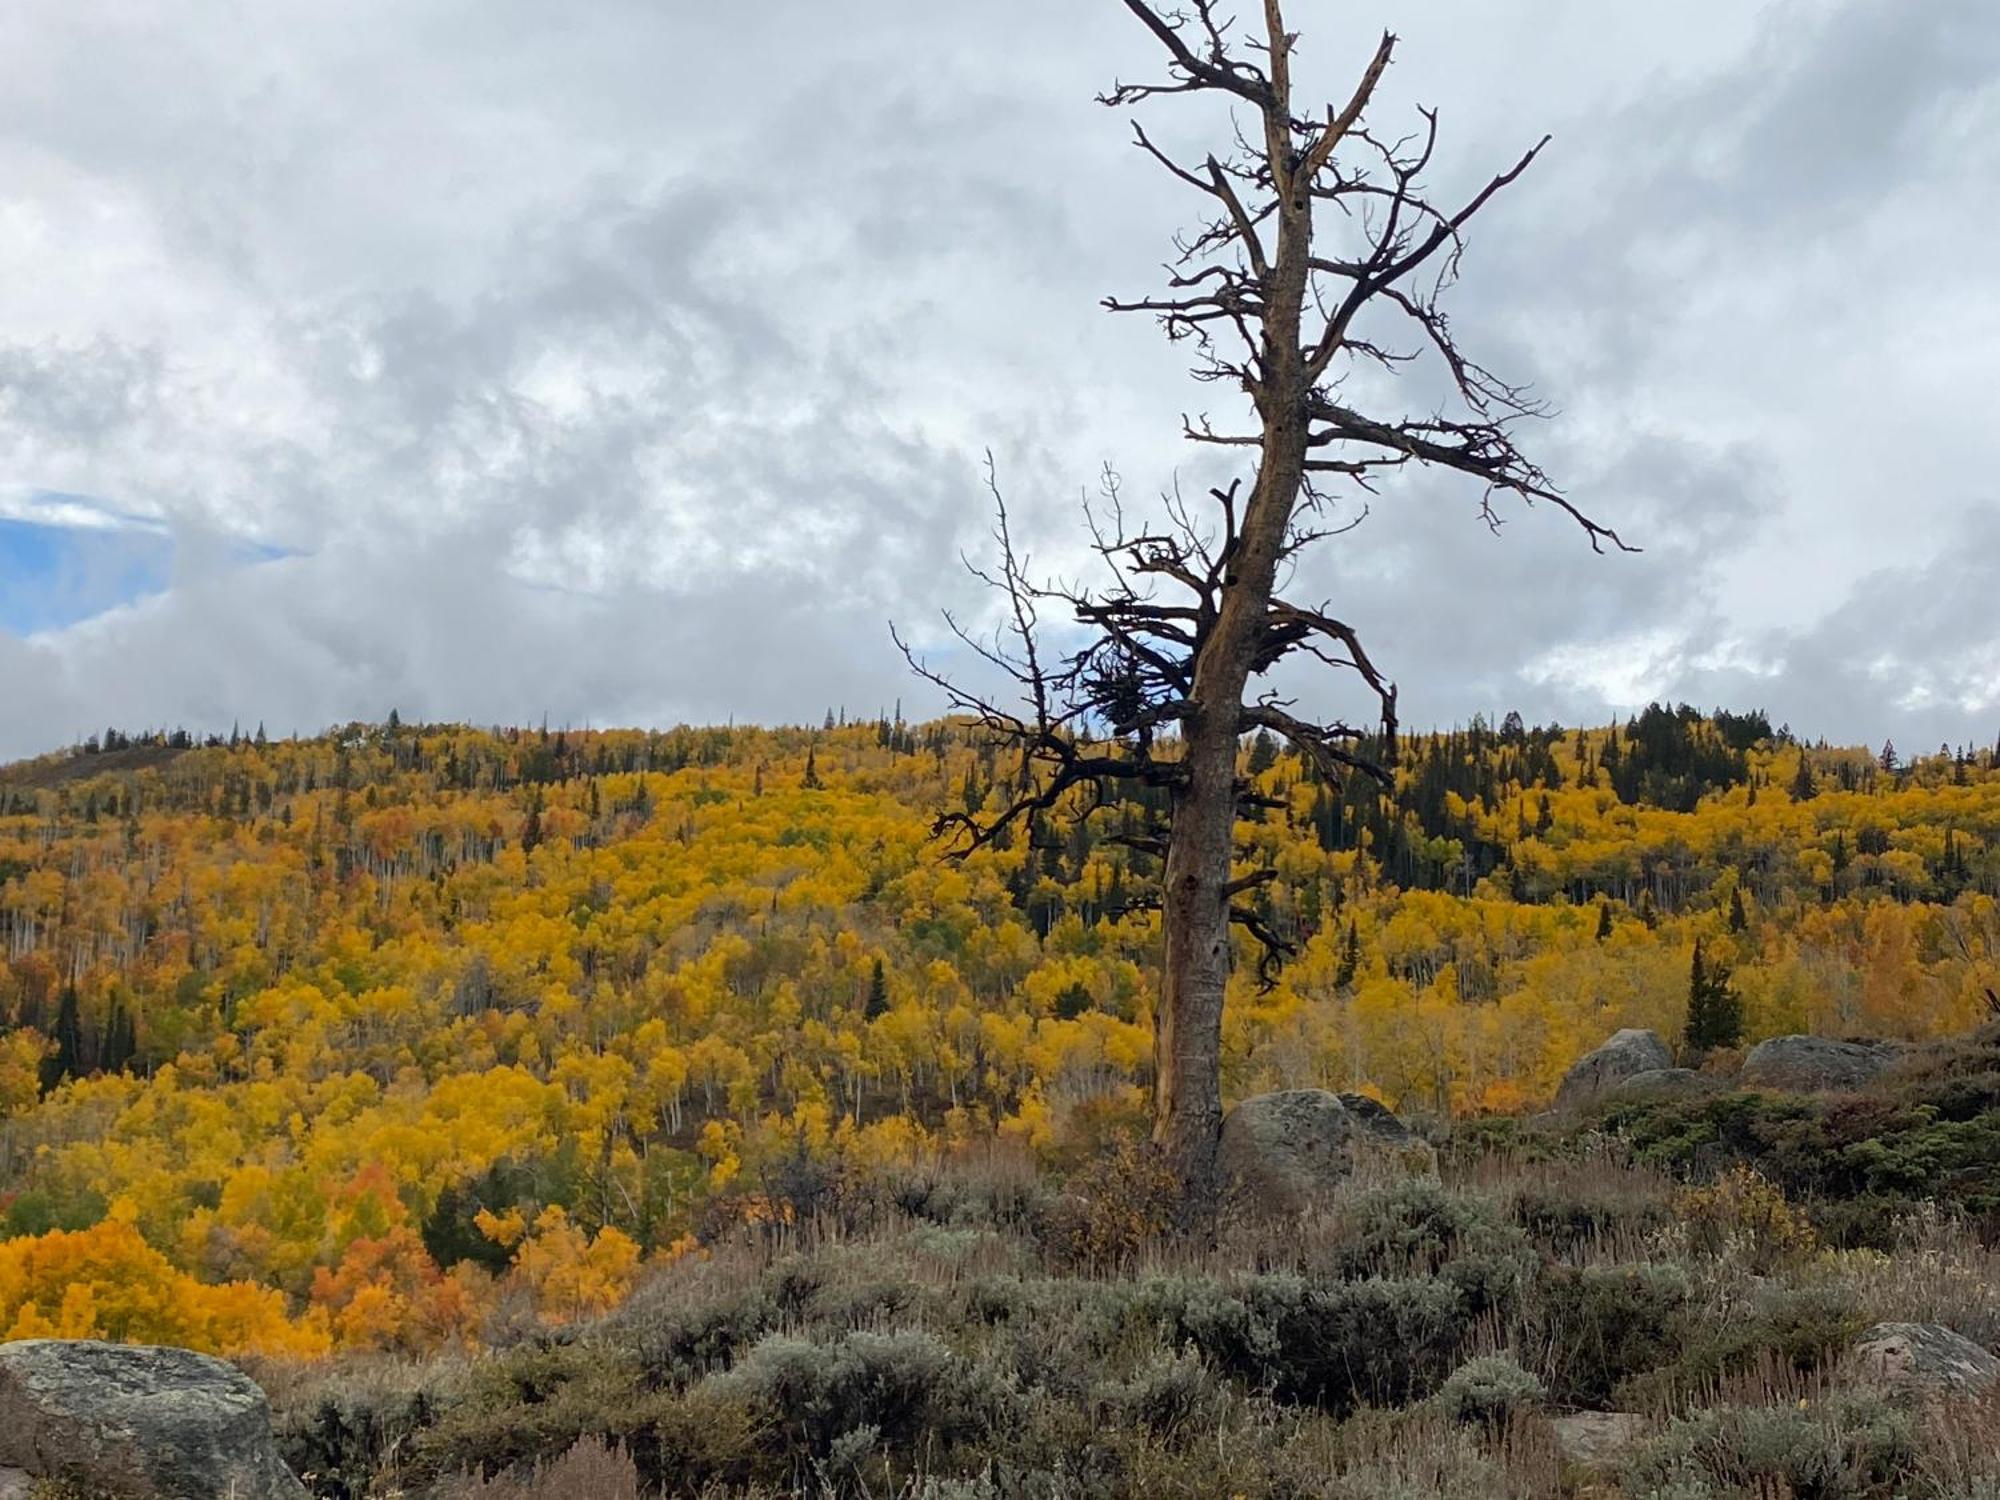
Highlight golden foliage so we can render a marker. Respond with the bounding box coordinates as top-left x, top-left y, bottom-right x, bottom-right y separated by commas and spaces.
0, 716, 1992, 1353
